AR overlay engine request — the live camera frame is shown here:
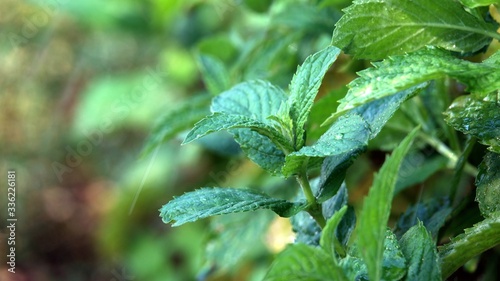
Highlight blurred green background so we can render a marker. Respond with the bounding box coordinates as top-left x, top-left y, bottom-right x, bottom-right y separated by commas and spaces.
0, 0, 348, 280
2, 0, 499, 280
